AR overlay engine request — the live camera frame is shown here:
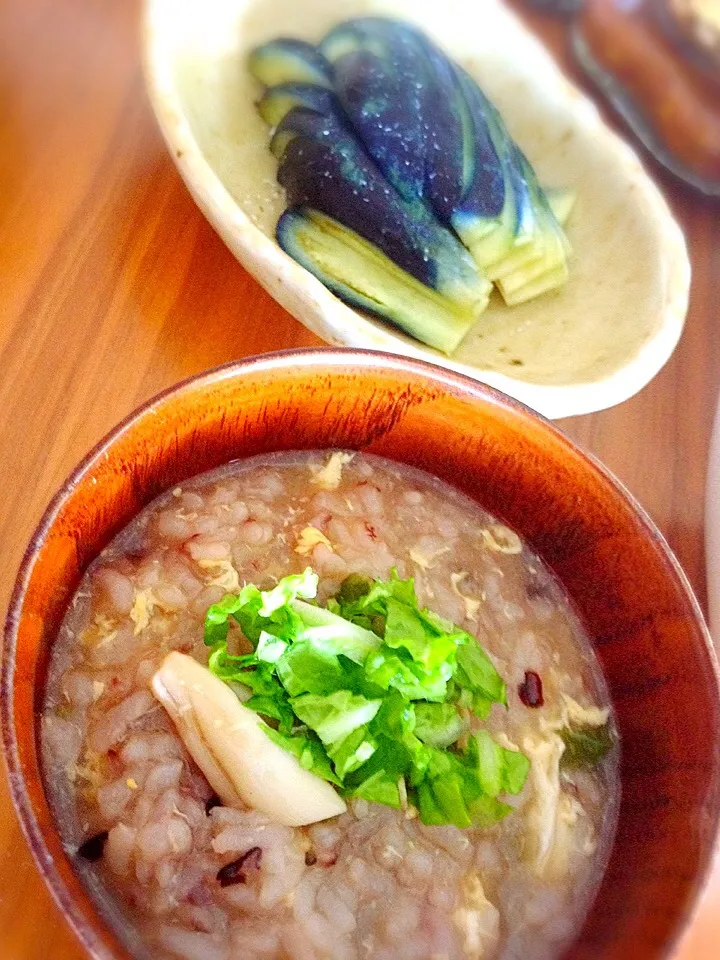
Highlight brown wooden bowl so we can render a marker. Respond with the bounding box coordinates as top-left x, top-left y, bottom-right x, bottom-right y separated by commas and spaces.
3, 348, 720, 959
